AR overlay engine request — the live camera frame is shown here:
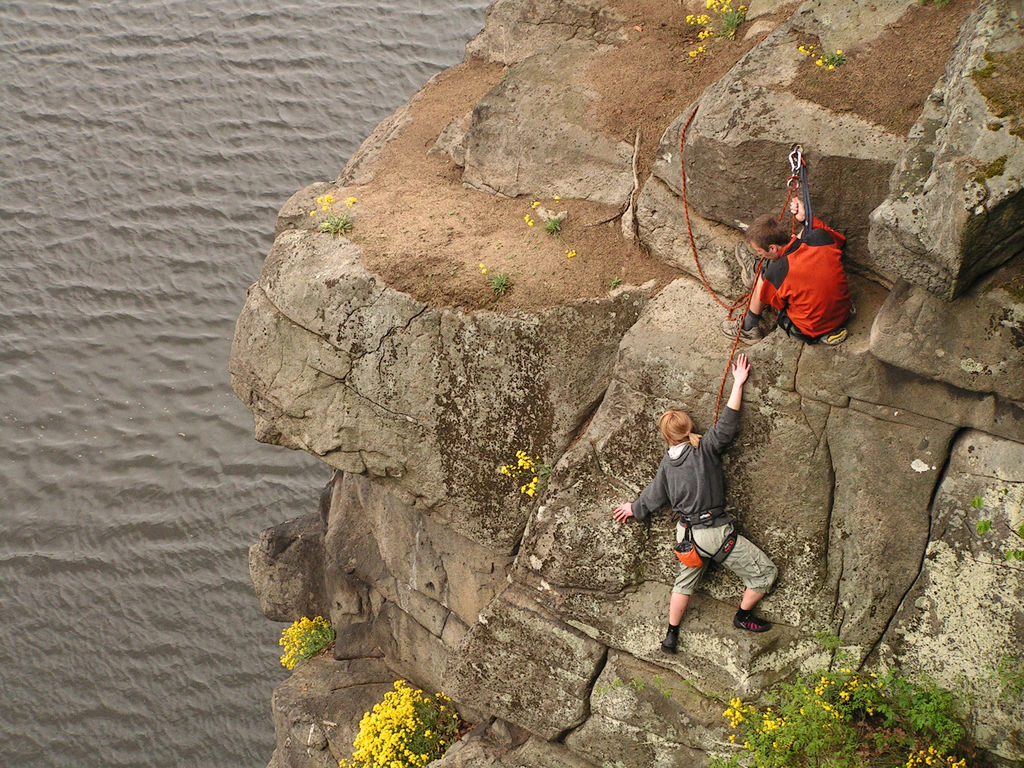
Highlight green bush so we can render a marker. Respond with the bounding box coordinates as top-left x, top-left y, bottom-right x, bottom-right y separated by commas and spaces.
711, 664, 968, 768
